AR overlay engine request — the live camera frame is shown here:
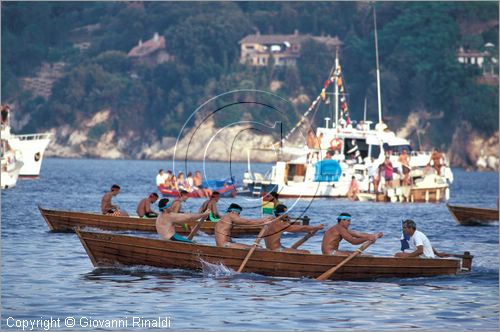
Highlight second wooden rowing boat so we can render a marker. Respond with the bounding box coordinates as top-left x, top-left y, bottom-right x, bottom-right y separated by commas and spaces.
38, 206, 263, 236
